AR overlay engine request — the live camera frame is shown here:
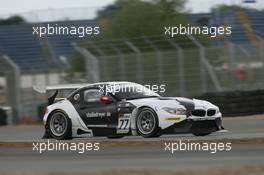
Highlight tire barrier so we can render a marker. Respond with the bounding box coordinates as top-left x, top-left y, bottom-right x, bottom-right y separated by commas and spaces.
0, 107, 7, 125
196, 90, 264, 117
